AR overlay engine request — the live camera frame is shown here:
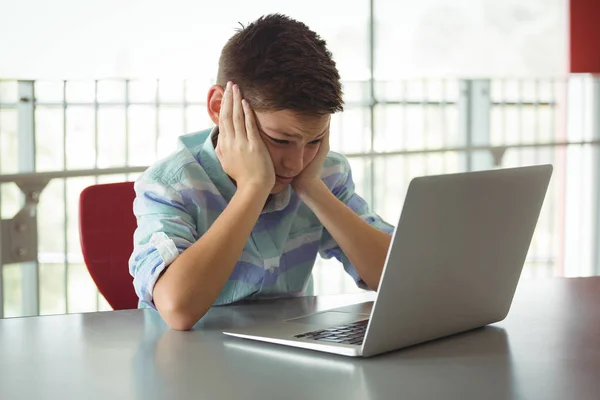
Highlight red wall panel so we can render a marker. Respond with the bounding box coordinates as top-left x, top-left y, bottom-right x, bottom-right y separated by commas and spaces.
570, 0, 600, 73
